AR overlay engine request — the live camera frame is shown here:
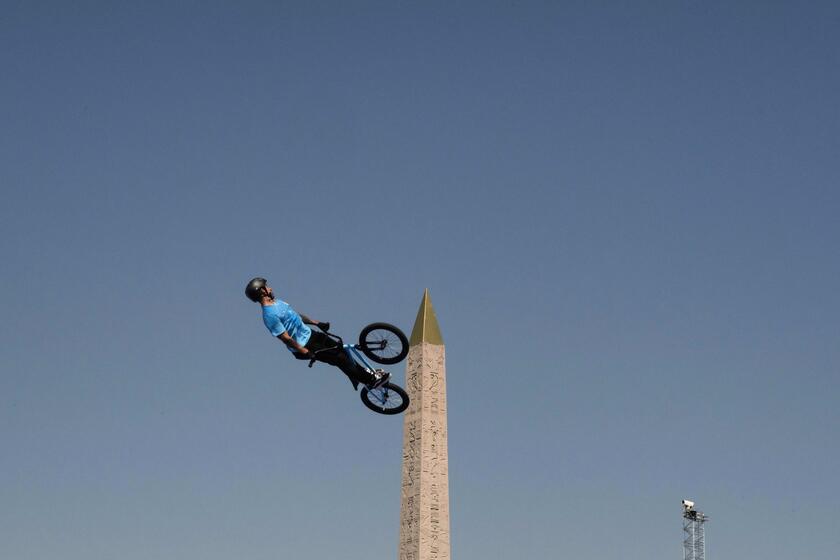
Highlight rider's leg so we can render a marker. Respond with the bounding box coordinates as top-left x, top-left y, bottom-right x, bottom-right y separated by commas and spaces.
303, 332, 375, 385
